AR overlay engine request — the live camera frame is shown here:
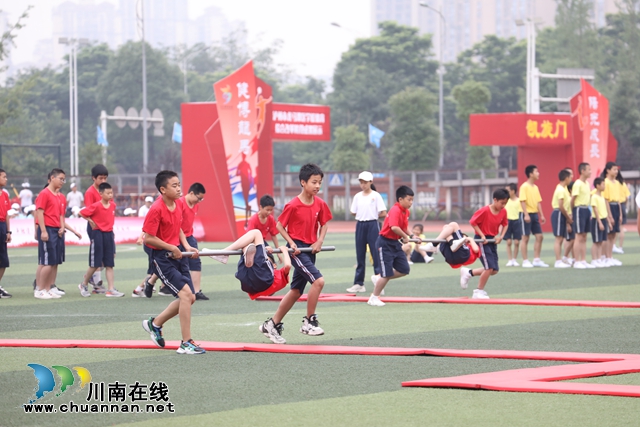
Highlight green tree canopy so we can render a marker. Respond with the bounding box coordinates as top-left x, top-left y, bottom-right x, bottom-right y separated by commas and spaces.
330, 125, 369, 172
